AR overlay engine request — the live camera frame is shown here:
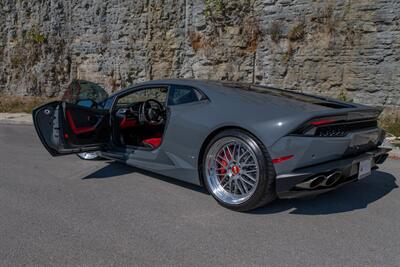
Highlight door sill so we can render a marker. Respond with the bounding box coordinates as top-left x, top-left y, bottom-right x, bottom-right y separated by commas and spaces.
100, 150, 125, 160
